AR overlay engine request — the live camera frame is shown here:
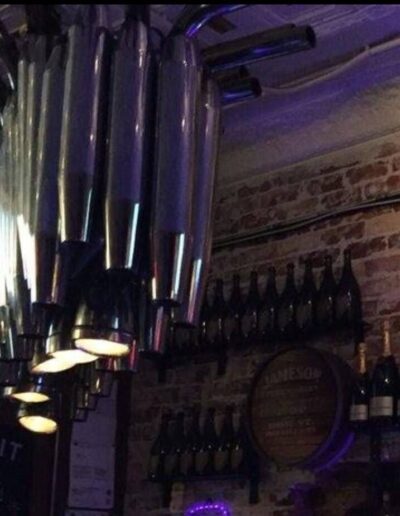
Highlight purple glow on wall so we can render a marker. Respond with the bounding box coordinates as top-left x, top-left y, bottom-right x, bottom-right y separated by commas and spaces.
185, 500, 232, 516
313, 432, 355, 474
